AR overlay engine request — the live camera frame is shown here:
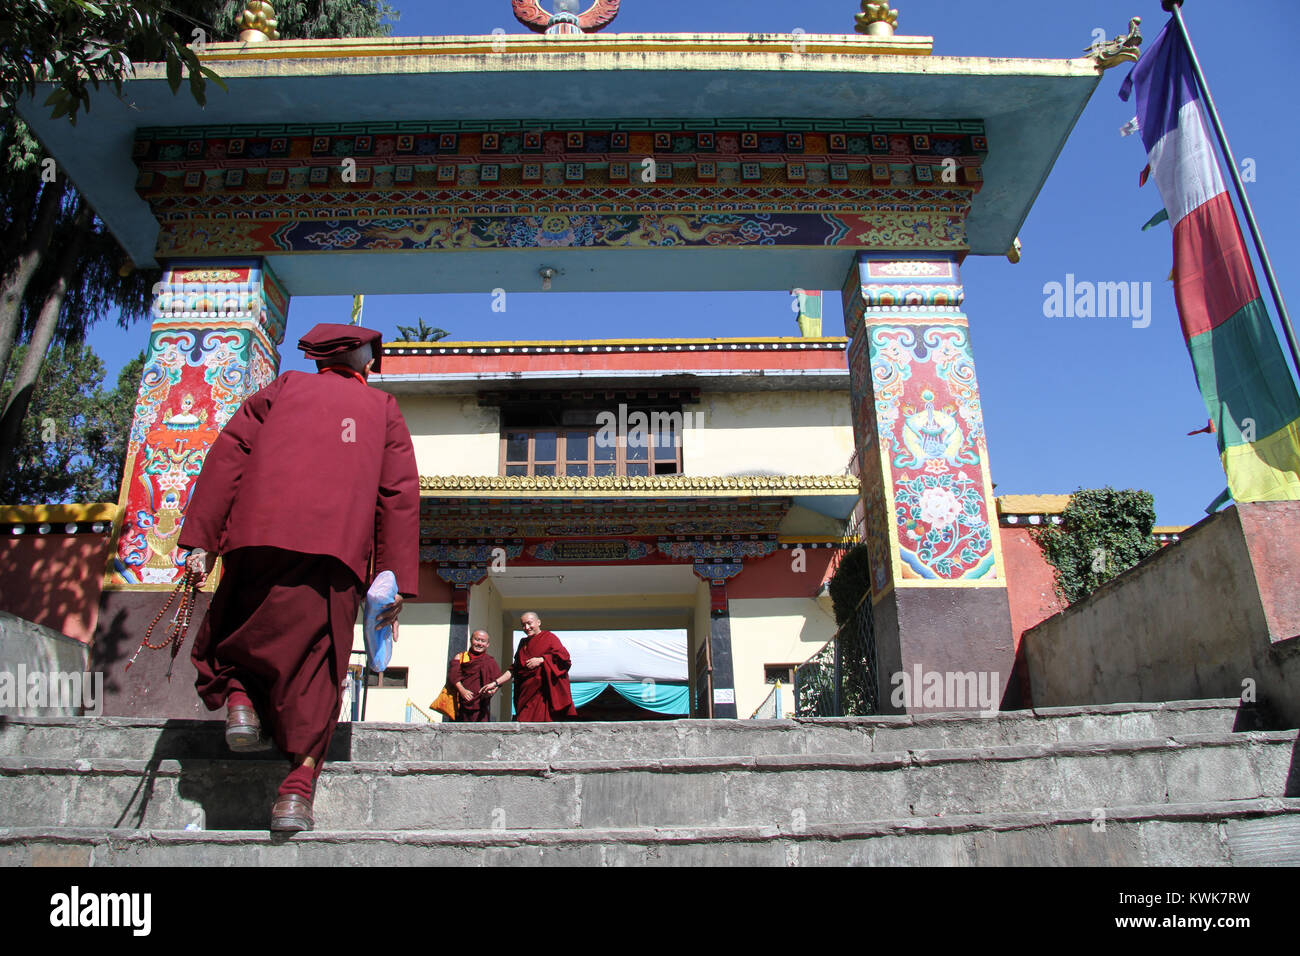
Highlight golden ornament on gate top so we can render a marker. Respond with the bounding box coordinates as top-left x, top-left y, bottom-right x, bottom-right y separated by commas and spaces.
238, 1, 280, 42
855, 2, 899, 36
